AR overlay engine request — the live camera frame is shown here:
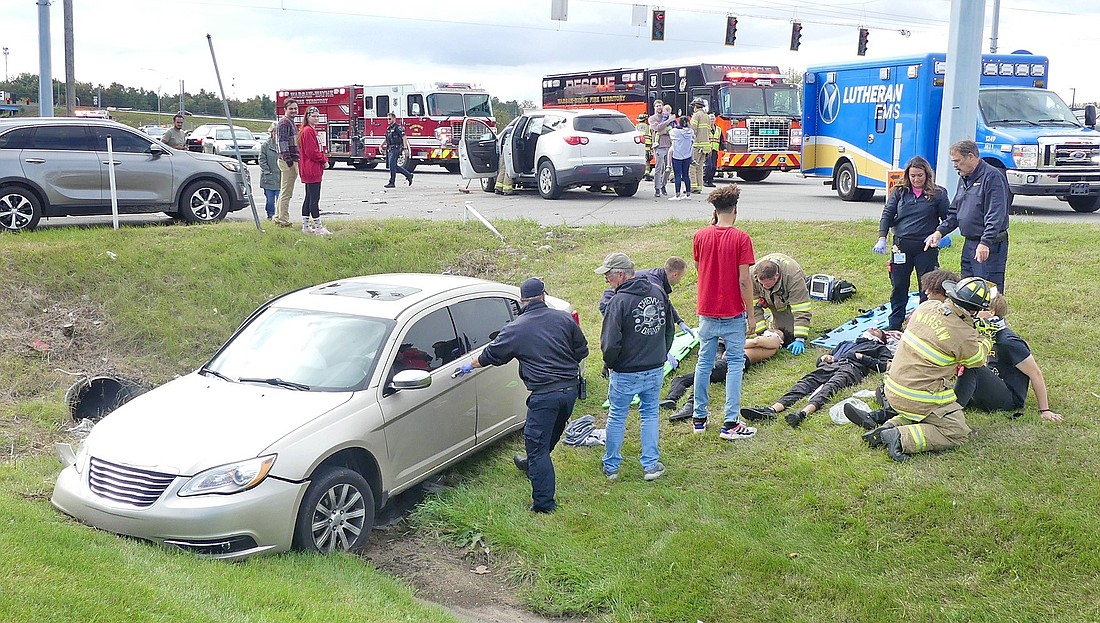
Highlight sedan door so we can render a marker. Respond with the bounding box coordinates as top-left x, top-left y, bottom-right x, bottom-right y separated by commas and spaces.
376, 306, 476, 490
458, 118, 498, 180
19, 125, 103, 208
91, 127, 176, 207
